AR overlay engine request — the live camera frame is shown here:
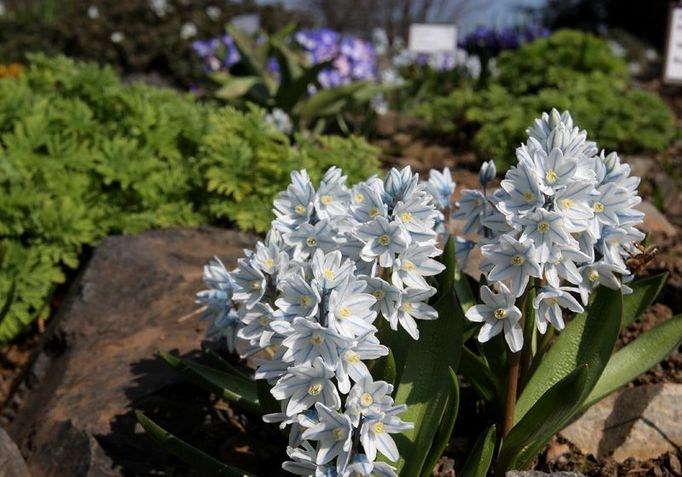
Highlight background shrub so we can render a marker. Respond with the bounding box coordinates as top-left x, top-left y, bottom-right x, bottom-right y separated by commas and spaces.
416, 30, 675, 169
0, 54, 380, 344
